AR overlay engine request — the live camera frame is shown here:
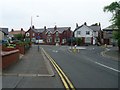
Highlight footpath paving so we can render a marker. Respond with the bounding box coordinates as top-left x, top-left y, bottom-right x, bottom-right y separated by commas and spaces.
2, 45, 63, 88
102, 46, 120, 61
